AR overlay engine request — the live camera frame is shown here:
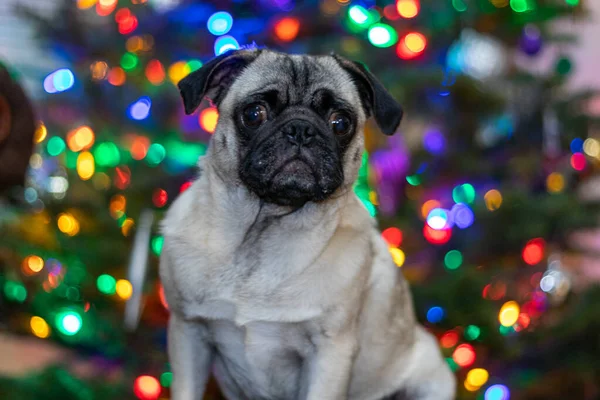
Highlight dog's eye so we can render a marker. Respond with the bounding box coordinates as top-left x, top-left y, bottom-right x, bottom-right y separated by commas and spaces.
242, 104, 268, 129
329, 112, 351, 136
